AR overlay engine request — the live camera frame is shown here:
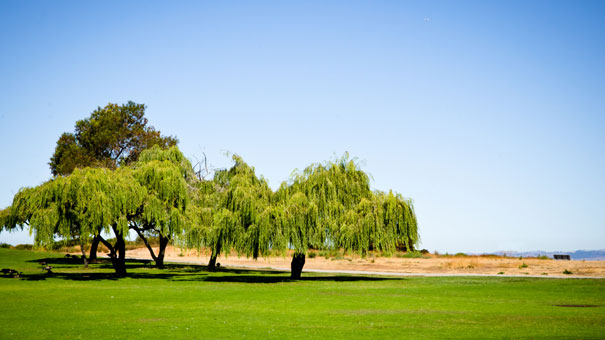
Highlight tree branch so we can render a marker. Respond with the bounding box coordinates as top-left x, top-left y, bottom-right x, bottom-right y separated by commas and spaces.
97, 235, 114, 255
130, 223, 157, 261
